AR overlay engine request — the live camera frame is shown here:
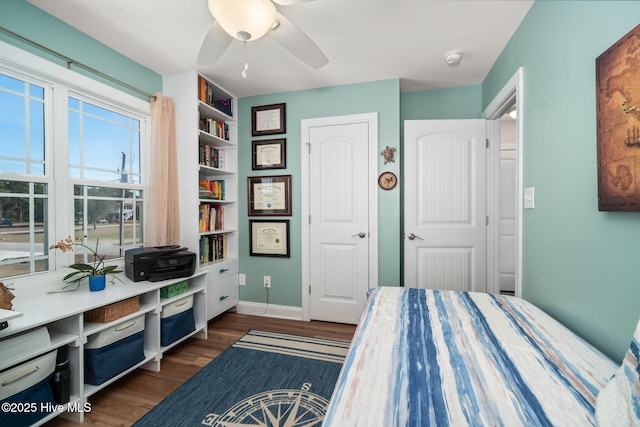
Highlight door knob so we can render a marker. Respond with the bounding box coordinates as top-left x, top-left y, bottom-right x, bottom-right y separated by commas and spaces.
407, 233, 424, 241
351, 231, 367, 238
